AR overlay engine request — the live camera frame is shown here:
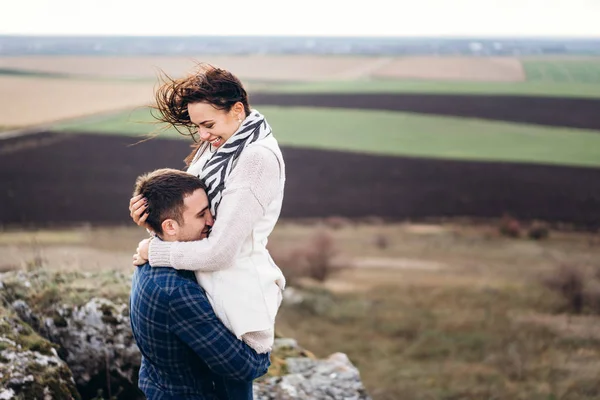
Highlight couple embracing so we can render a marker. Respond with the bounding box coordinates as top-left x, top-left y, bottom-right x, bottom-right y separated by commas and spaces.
127, 63, 286, 399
